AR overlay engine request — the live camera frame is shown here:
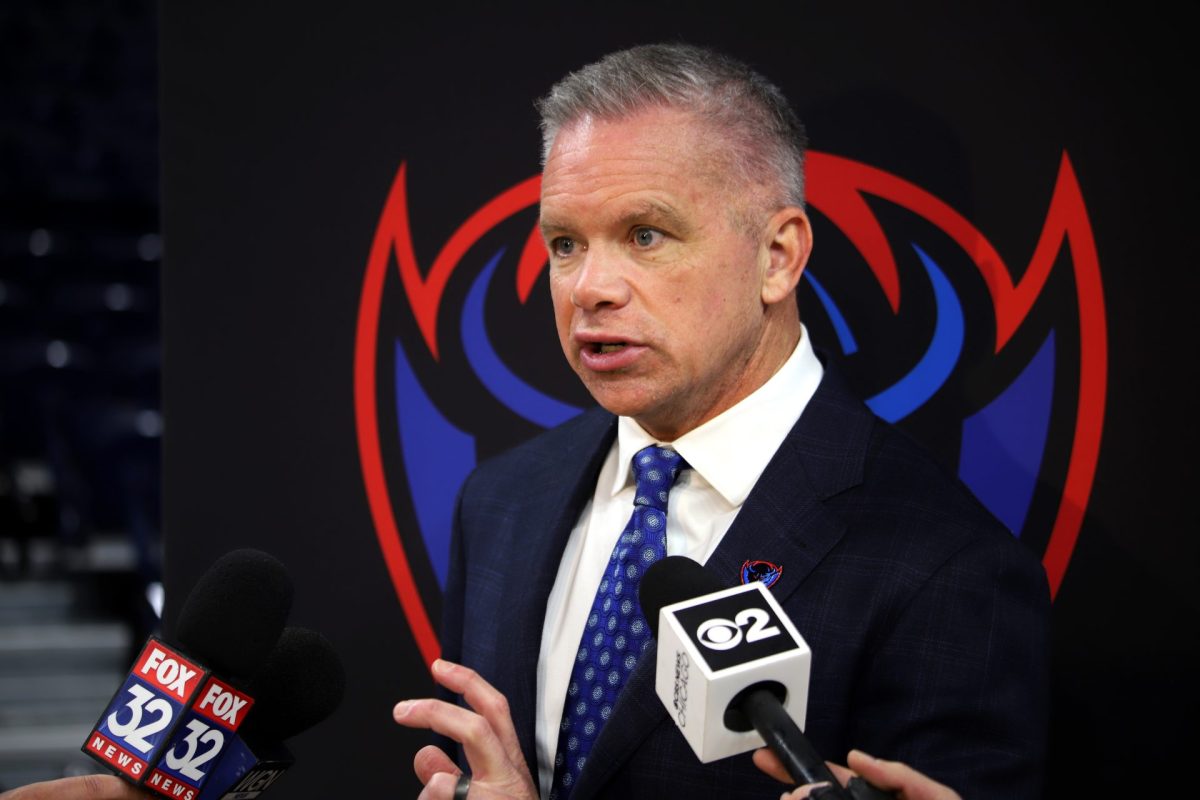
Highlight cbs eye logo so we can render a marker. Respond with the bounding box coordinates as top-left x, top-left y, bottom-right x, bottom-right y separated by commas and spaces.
695, 609, 781, 651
